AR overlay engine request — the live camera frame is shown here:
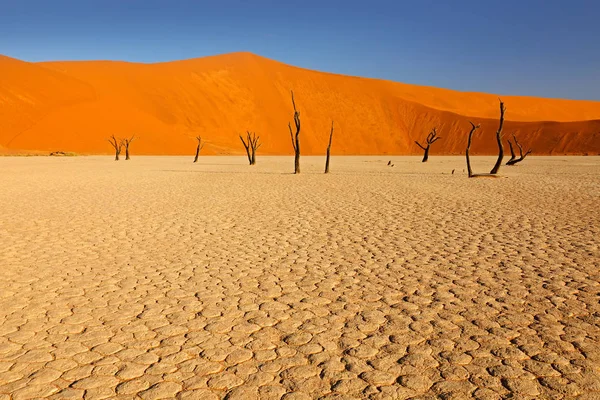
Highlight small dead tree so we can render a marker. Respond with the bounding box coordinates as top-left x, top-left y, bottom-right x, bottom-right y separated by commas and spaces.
465, 122, 481, 178
240, 133, 252, 165
415, 128, 441, 162
288, 90, 301, 174
324, 121, 334, 173
506, 134, 532, 165
490, 99, 506, 174
193, 136, 205, 163
108, 135, 123, 161
123, 135, 135, 160
240, 131, 261, 165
